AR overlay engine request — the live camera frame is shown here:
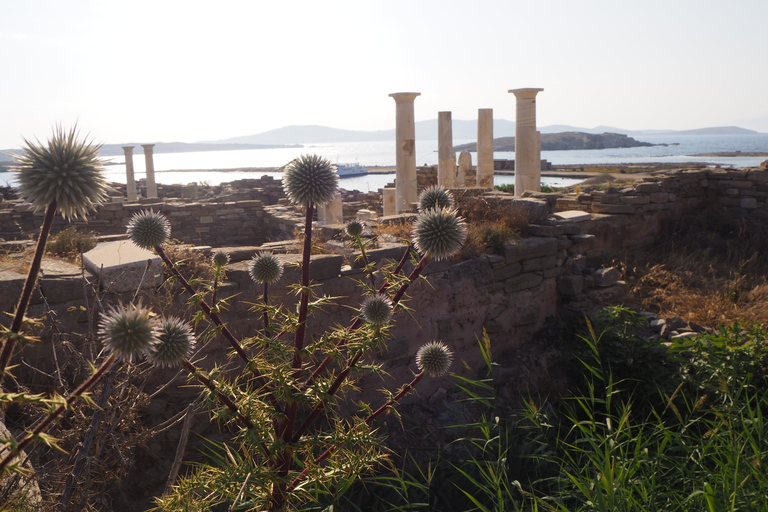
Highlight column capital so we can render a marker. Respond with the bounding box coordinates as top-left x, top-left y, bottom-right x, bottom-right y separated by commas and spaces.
122, 145, 135, 151
389, 92, 421, 103
141, 144, 156, 150
508, 88, 544, 99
